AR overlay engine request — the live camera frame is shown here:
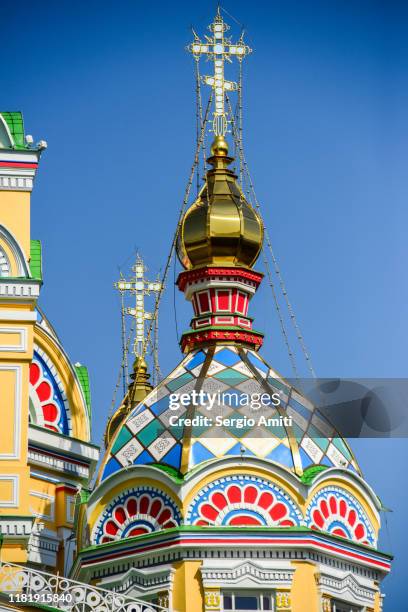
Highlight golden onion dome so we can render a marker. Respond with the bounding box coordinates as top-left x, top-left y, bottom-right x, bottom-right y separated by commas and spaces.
104, 356, 152, 448
177, 136, 263, 270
